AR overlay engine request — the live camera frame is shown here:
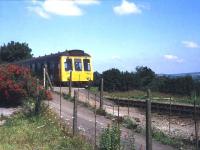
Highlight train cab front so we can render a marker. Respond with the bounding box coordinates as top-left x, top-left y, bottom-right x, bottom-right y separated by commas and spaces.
60, 55, 93, 86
